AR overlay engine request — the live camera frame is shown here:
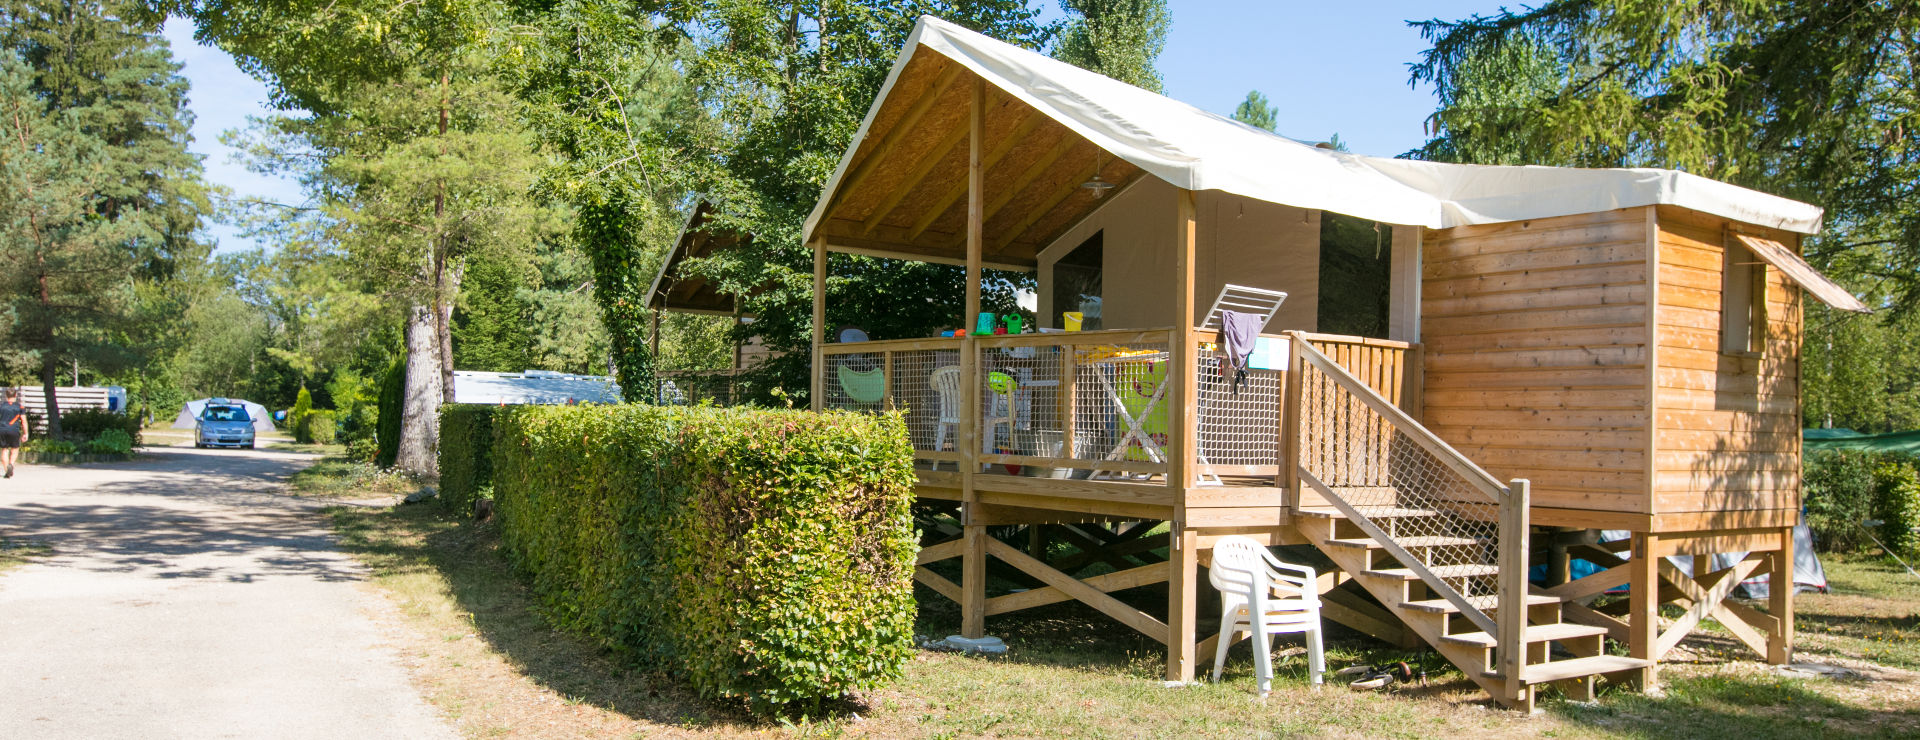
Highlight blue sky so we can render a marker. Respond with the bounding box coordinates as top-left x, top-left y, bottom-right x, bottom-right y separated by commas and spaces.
164, 2, 1496, 254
